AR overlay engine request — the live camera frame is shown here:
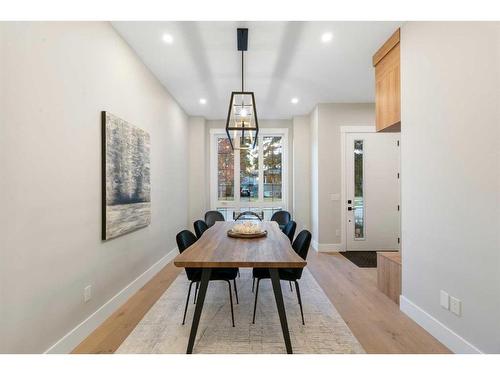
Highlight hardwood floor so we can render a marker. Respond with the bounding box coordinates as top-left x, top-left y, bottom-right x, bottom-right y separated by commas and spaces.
73, 251, 450, 354
72, 262, 181, 354
307, 251, 450, 353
